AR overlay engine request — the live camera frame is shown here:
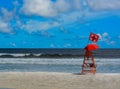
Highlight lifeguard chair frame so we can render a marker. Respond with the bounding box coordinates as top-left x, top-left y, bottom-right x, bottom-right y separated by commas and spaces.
81, 32, 99, 75
81, 50, 96, 74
